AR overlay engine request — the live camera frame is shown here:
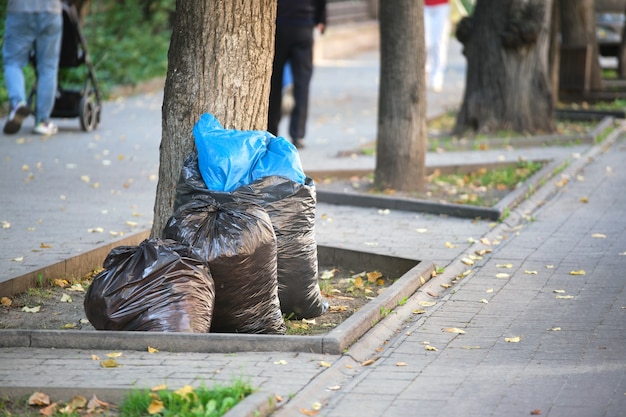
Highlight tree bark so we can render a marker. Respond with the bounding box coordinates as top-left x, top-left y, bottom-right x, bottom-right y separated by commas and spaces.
151, 0, 276, 238
375, 0, 426, 192
454, 0, 555, 135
